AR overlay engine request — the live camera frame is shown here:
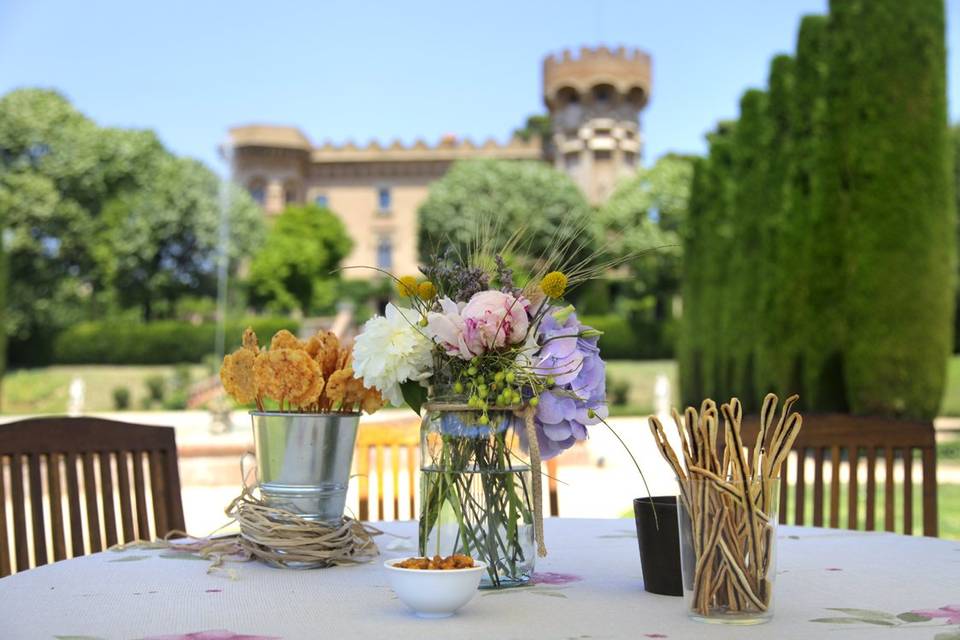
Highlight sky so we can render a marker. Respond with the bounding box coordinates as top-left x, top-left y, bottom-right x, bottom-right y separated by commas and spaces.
1, 0, 958, 175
